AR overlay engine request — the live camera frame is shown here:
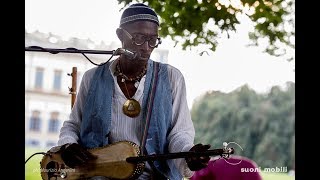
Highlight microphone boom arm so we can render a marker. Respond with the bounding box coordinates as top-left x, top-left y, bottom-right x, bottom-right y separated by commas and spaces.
25, 46, 115, 55
25, 46, 138, 66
